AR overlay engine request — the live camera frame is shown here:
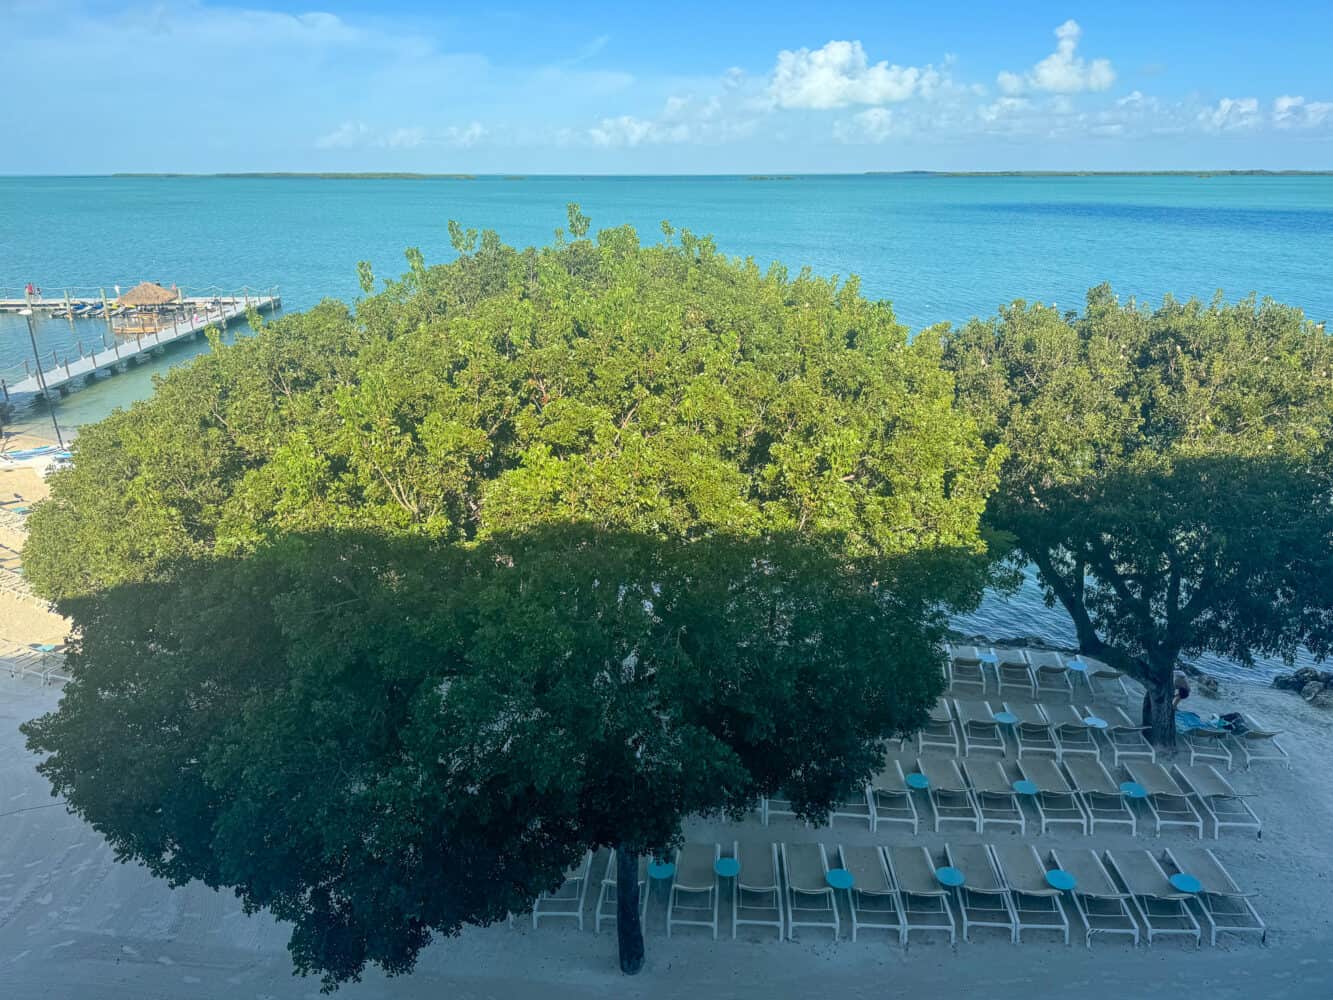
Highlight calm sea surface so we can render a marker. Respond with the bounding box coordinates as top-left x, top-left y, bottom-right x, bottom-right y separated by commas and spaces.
3, 174, 1330, 683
